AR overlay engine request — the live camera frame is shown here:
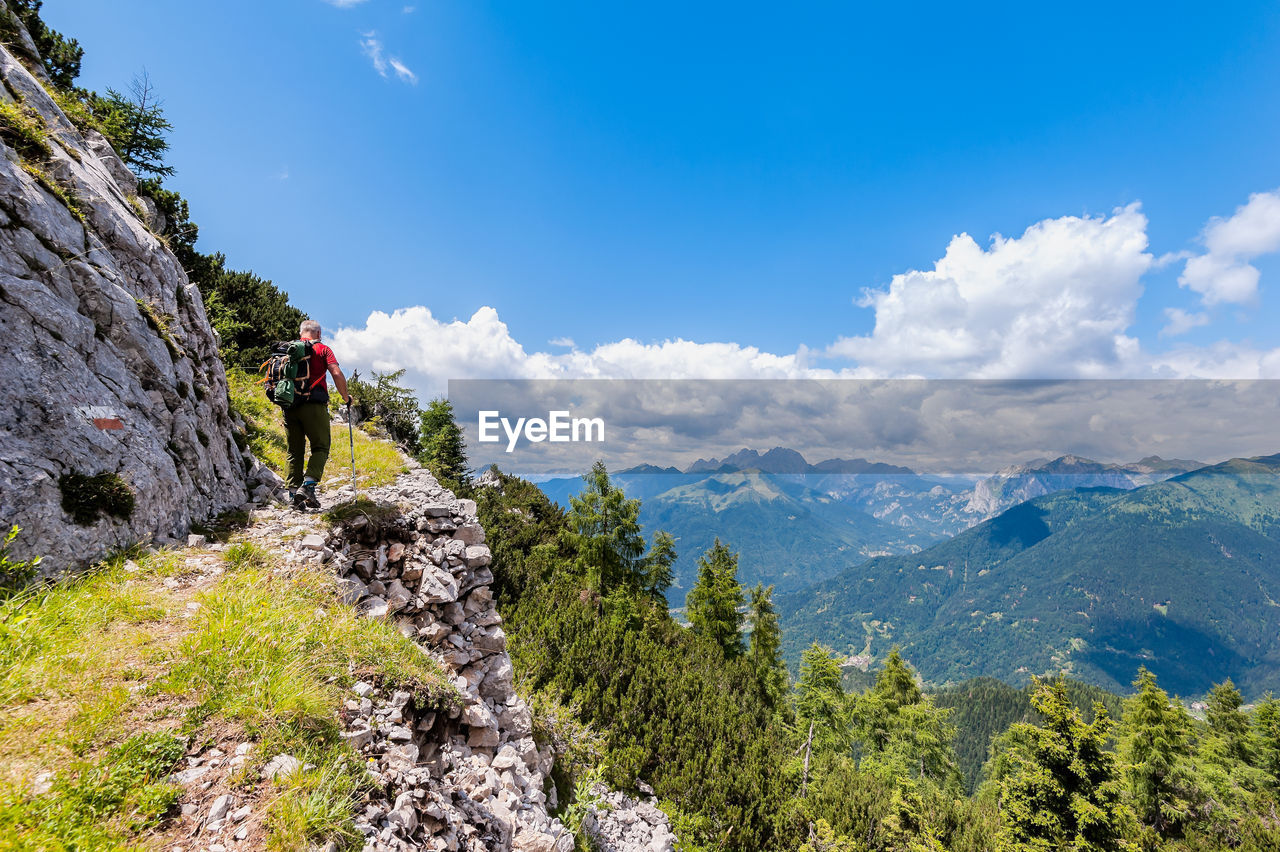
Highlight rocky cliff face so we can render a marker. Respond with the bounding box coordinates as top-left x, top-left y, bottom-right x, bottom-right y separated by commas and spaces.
0, 17, 249, 572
